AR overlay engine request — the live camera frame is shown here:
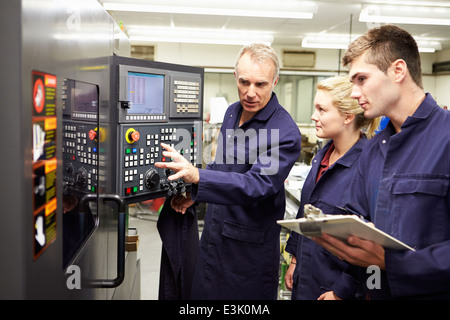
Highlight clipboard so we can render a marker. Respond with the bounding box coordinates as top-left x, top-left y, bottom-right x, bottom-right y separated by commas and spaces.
278, 204, 415, 251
